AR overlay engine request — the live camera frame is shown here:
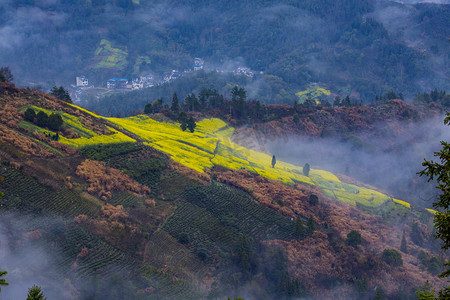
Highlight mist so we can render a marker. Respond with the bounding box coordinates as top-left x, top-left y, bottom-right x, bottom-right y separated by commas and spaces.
0, 212, 70, 299
265, 115, 450, 207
